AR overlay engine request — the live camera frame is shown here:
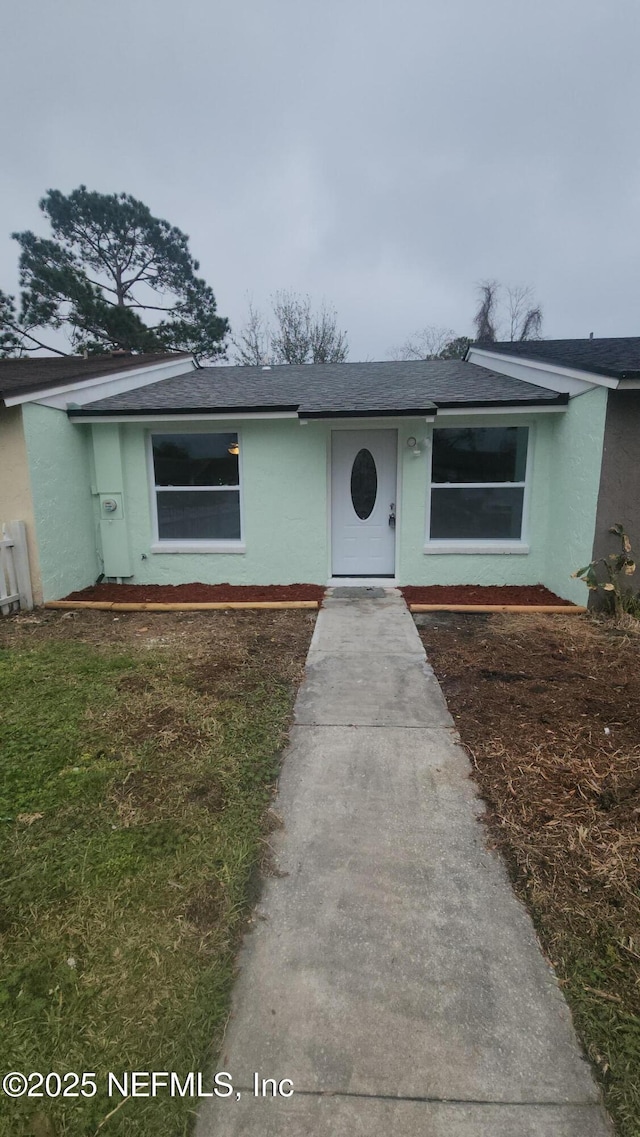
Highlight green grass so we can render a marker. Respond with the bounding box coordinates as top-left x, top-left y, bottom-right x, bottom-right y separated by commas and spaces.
552, 936, 640, 1137
0, 631, 303, 1136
